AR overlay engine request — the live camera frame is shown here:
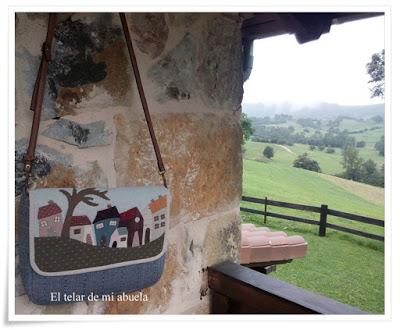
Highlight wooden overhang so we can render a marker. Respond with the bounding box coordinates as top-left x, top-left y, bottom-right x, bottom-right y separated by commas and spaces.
240, 12, 384, 81
241, 12, 383, 44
